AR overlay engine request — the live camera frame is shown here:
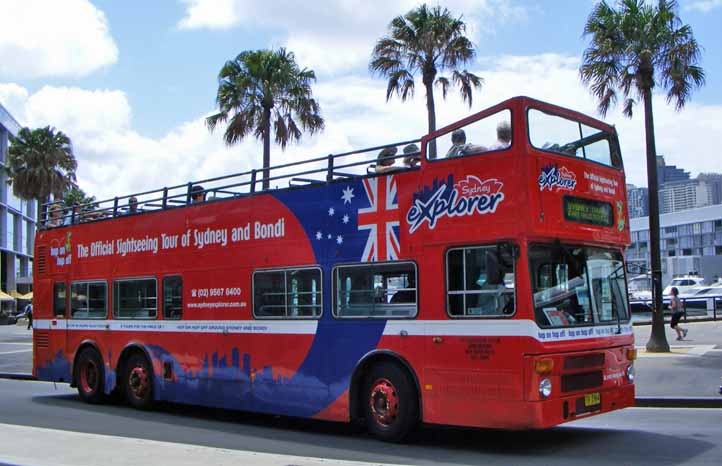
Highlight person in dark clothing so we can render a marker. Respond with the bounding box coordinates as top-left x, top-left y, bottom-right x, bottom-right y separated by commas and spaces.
25, 300, 33, 330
